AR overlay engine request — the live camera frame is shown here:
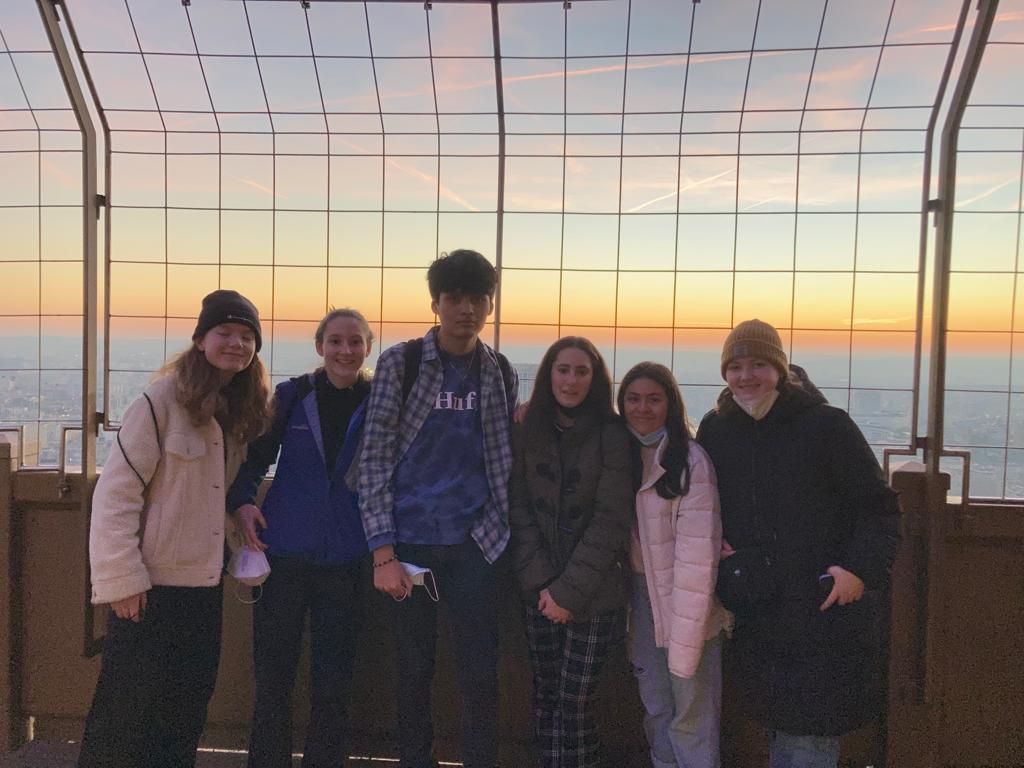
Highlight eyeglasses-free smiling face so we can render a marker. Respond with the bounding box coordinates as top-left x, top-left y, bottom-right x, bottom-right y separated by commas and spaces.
551, 347, 594, 409
622, 377, 669, 437
316, 315, 371, 388
196, 322, 256, 379
724, 356, 780, 403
